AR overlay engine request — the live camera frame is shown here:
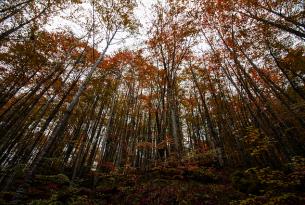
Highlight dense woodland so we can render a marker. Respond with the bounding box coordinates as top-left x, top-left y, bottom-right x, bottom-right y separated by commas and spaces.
0, 0, 305, 204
